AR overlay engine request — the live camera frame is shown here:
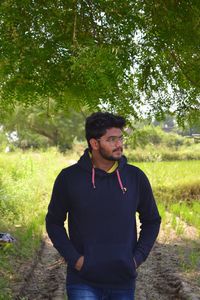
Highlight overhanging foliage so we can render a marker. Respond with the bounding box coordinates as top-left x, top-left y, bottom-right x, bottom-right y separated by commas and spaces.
1, 0, 200, 123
